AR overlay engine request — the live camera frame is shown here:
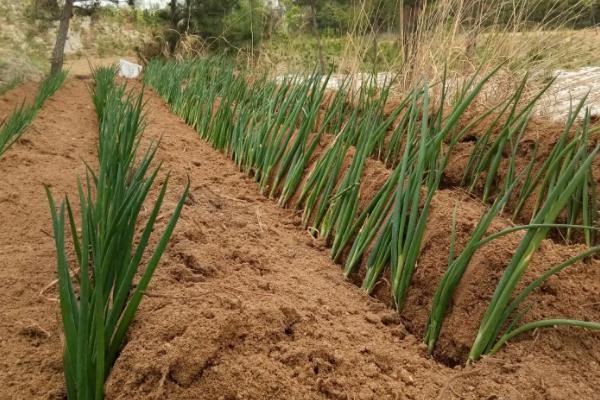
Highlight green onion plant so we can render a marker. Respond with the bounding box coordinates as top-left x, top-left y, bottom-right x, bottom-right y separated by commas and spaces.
469, 142, 600, 362
47, 69, 189, 399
